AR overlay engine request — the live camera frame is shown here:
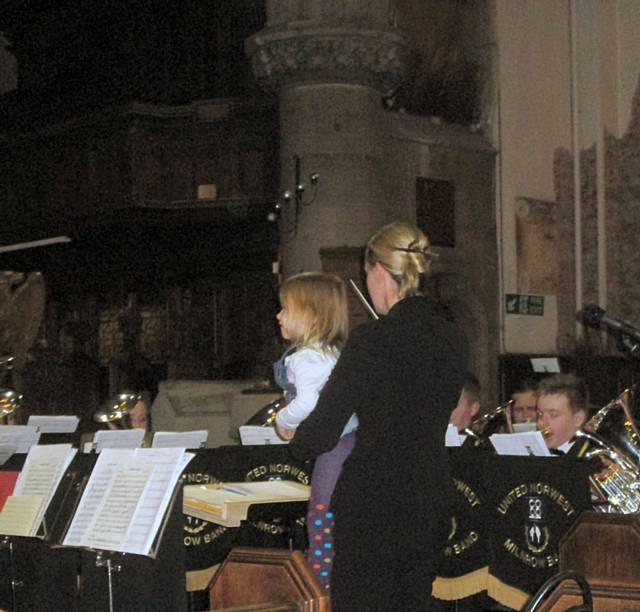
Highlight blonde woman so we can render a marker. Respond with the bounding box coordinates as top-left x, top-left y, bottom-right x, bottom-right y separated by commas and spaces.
273, 271, 357, 587
290, 223, 468, 611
